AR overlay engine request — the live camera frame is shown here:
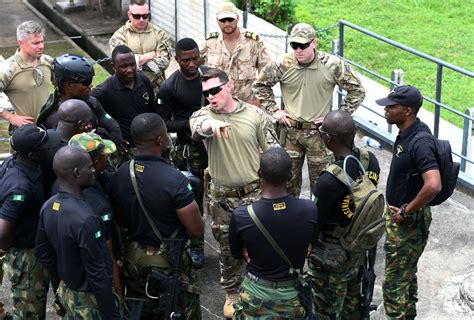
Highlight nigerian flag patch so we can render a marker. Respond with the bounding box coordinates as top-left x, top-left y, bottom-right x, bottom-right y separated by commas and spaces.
187, 184, 192, 191
95, 230, 102, 239
12, 194, 25, 201
311, 194, 318, 204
